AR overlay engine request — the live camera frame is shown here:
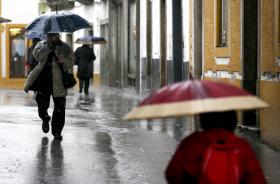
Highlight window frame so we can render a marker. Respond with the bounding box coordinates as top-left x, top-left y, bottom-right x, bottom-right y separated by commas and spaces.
216, 0, 228, 47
